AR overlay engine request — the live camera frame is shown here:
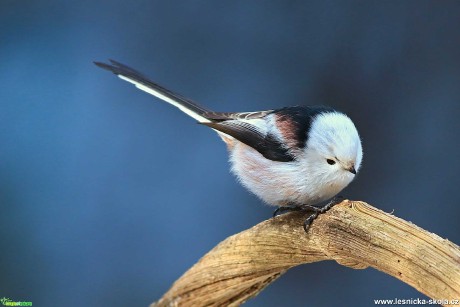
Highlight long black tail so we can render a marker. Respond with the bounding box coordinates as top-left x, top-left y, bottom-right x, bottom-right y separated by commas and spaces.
94, 60, 212, 122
